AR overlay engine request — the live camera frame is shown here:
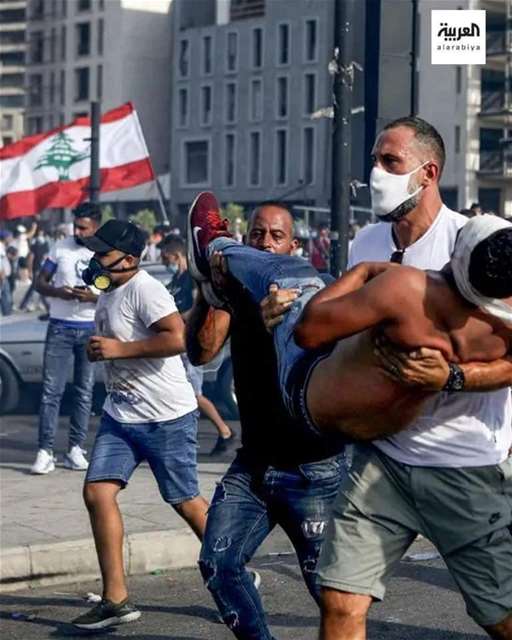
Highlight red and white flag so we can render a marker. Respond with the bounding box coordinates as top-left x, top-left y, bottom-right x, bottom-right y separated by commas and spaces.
0, 103, 155, 220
